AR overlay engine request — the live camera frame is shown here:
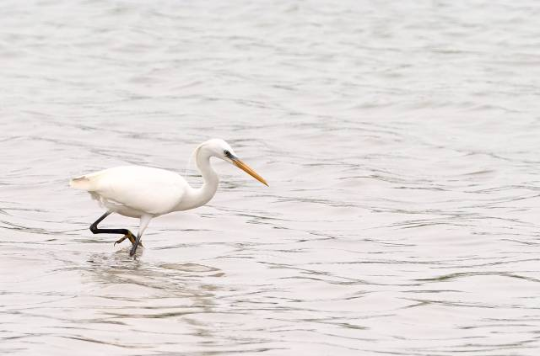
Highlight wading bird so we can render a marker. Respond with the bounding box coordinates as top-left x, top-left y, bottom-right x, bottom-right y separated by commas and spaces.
70, 139, 268, 256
